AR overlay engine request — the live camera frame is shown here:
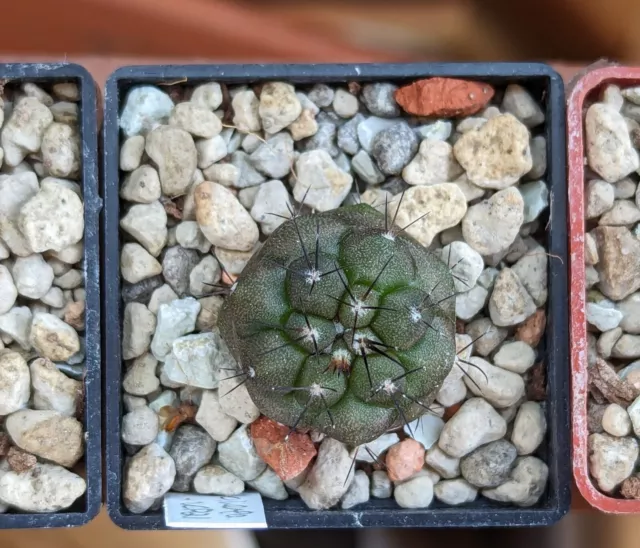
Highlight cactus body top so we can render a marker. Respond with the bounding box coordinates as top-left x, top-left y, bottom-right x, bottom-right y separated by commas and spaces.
219, 203, 456, 446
